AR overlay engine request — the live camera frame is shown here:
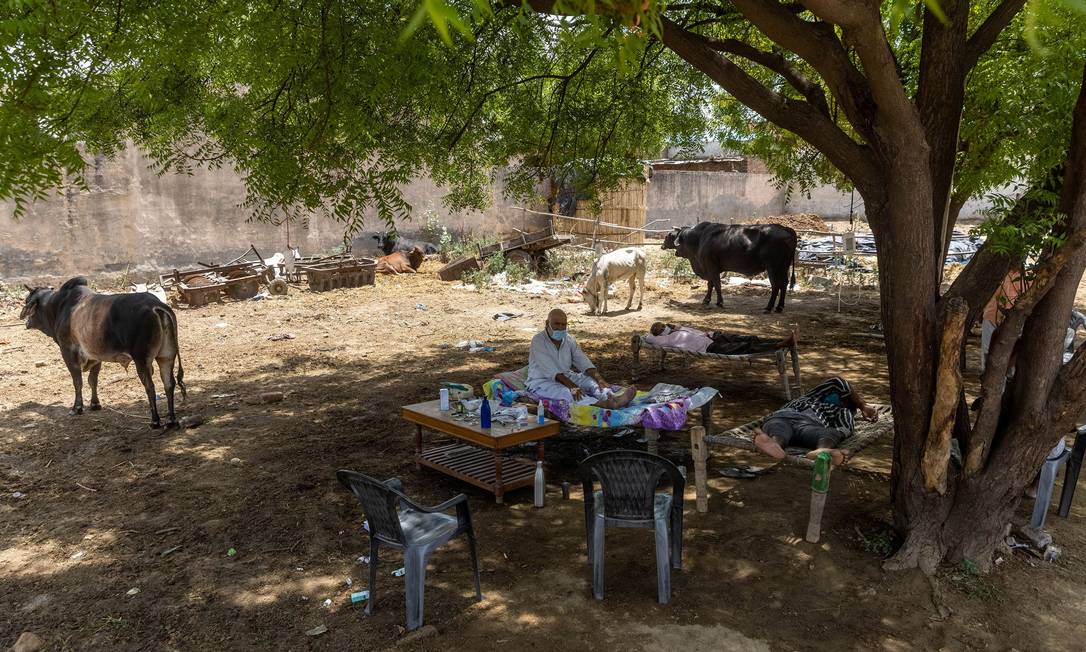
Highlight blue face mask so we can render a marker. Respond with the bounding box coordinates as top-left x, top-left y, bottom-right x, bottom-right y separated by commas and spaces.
550, 328, 567, 341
